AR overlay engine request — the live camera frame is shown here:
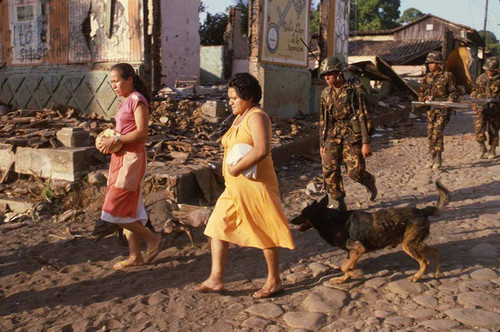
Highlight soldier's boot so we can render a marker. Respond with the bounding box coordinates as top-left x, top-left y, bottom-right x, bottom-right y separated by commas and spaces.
432, 152, 442, 170
365, 174, 378, 201
425, 153, 435, 169
479, 142, 488, 159
337, 198, 347, 212
487, 145, 497, 159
